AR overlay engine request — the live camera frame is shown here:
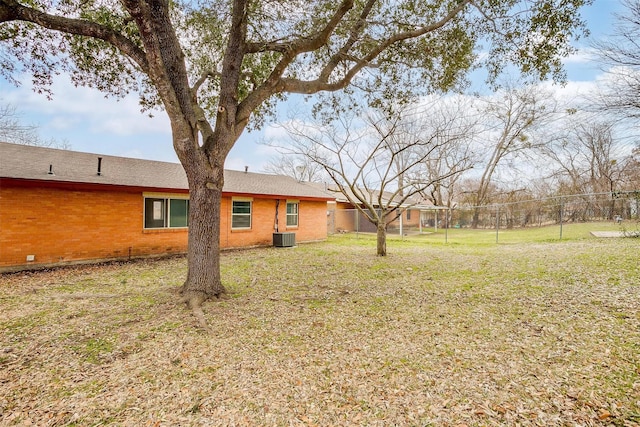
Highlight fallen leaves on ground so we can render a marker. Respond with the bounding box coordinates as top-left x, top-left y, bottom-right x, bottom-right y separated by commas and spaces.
1, 237, 639, 426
